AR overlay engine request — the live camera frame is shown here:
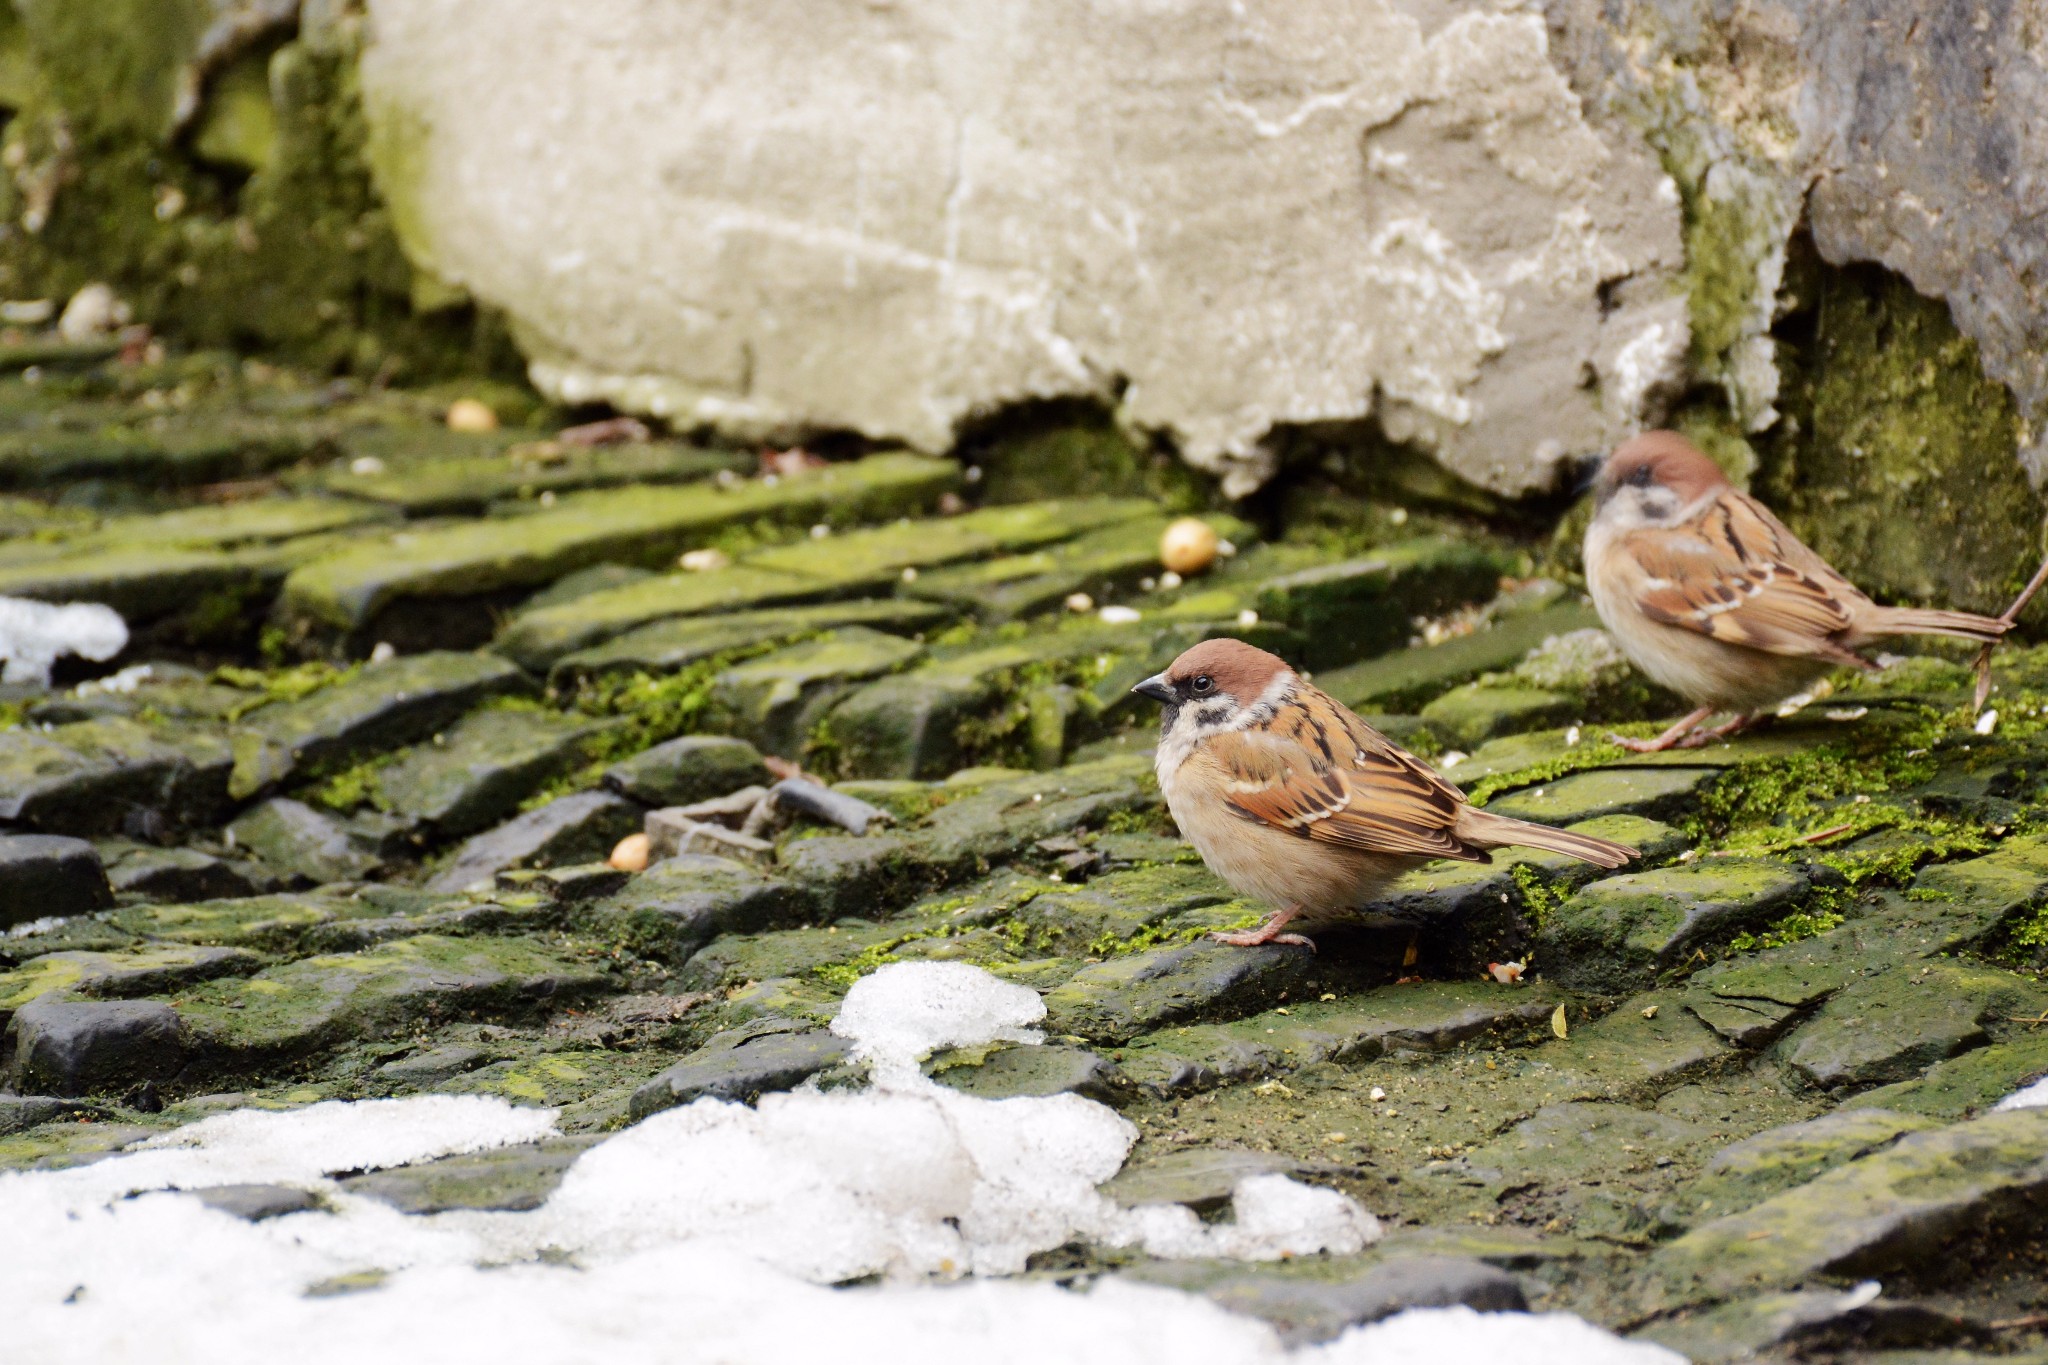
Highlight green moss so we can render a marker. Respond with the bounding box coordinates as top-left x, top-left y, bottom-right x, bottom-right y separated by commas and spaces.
958, 401, 1210, 510
1724, 904, 1847, 956
307, 751, 393, 813
0, 9, 522, 382
213, 659, 360, 720
1758, 255, 2045, 616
